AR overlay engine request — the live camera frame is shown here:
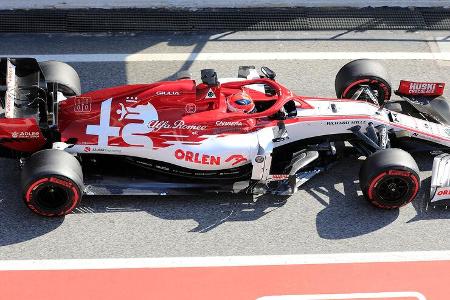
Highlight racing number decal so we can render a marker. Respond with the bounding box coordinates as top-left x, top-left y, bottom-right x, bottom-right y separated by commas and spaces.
86, 98, 159, 147
86, 99, 120, 146
116, 101, 158, 147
